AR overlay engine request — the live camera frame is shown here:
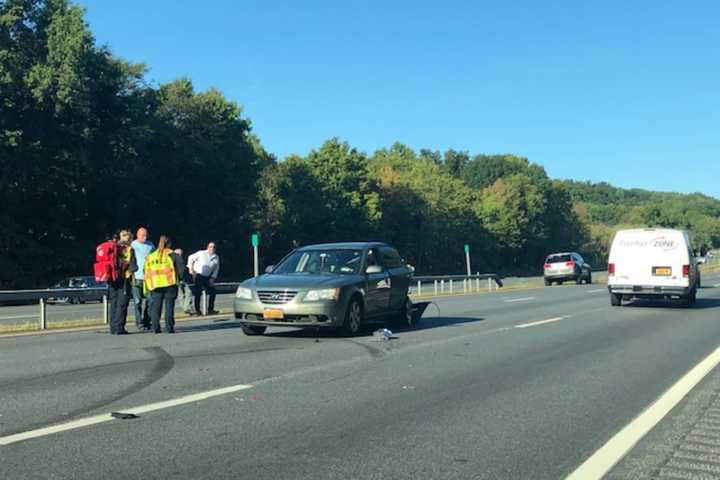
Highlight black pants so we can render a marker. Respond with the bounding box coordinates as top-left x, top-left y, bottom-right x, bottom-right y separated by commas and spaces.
193, 275, 216, 314
149, 286, 178, 333
108, 282, 130, 334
